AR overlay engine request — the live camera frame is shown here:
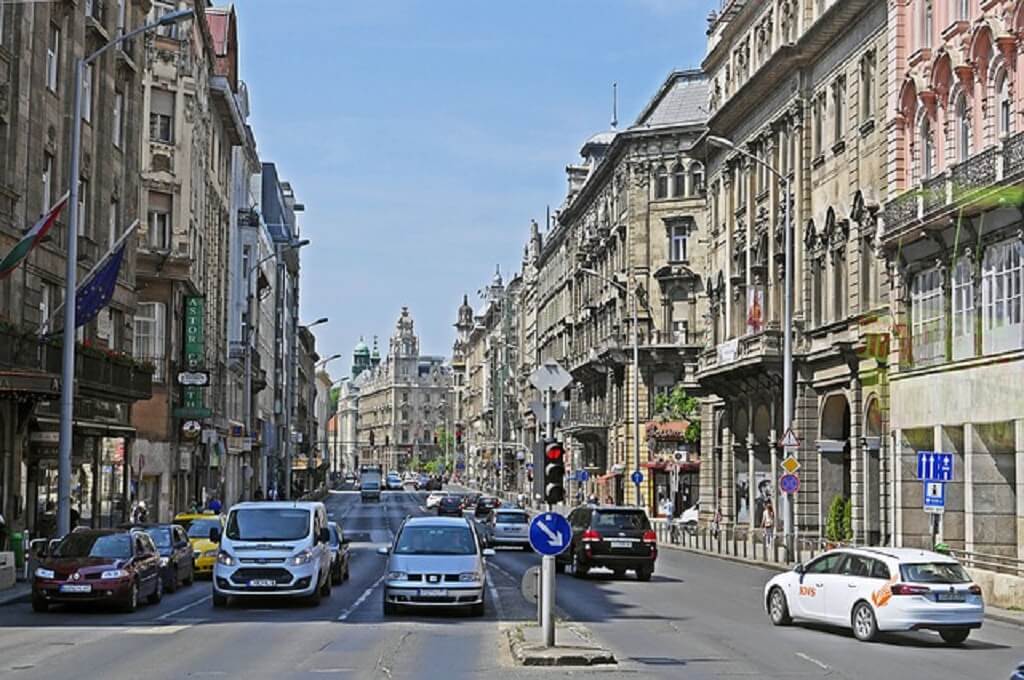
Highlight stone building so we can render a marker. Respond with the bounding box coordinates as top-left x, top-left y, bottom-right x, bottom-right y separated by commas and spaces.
880, 0, 1024, 558
0, 0, 154, 534
698, 0, 889, 542
357, 308, 452, 472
